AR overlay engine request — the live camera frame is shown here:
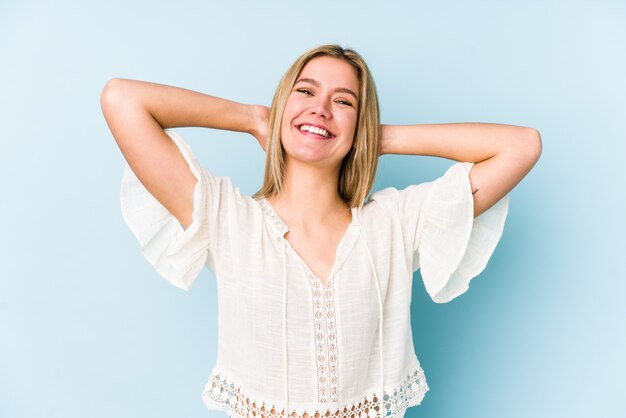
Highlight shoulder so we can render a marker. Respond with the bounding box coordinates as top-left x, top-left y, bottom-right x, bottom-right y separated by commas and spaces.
358, 186, 407, 226
364, 183, 430, 214
365, 161, 474, 214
